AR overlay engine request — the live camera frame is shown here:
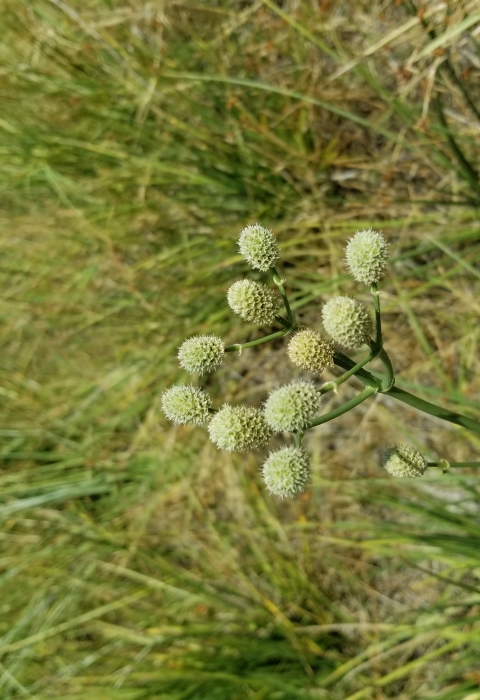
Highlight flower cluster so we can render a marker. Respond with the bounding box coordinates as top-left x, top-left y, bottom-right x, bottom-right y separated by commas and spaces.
264, 381, 322, 432
208, 405, 272, 452
227, 279, 278, 325
322, 296, 373, 349
238, 224, 279, 272
161, 385, 211, 425
287, 329, 334, 374
262, 446, 310, 498
382, 445, 428, 478
346, 229, 389, 285
178, 335, 224, 374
